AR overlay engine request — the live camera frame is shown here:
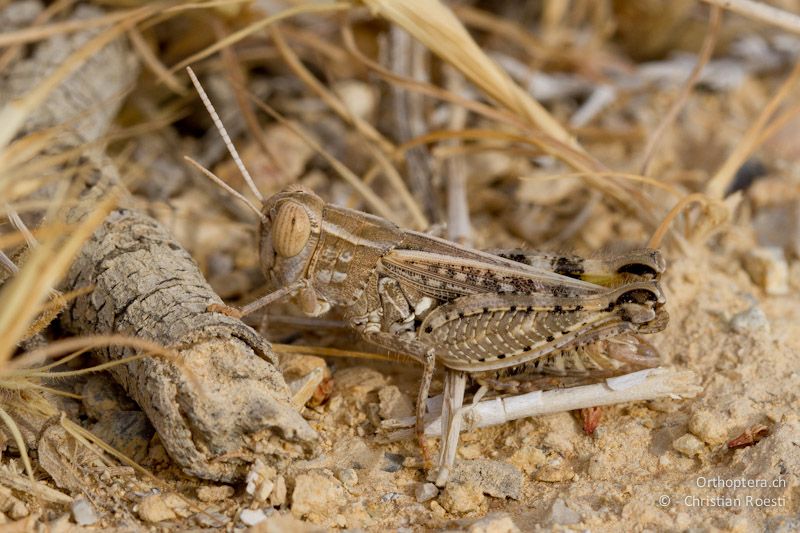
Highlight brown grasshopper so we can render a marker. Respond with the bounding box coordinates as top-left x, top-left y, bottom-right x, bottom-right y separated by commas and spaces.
185, 68, 669, 472
251, 187, 667, 463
